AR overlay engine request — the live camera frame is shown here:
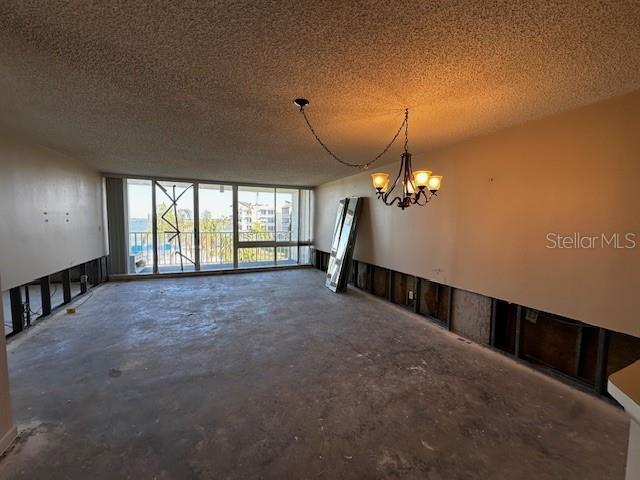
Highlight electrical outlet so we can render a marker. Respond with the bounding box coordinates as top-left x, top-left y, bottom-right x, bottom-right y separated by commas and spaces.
525, 308, 539, 323
80, 274, 88, 283
408, 290, 414, 300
